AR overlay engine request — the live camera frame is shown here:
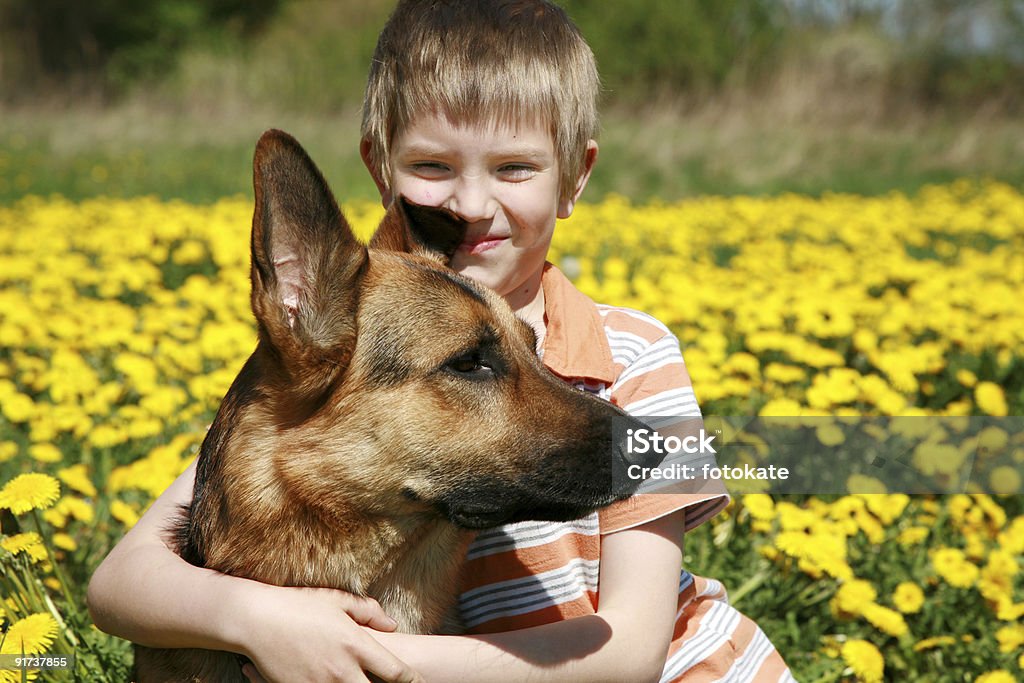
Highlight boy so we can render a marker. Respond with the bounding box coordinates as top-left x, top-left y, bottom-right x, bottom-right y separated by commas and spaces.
89, 1, 793, 680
